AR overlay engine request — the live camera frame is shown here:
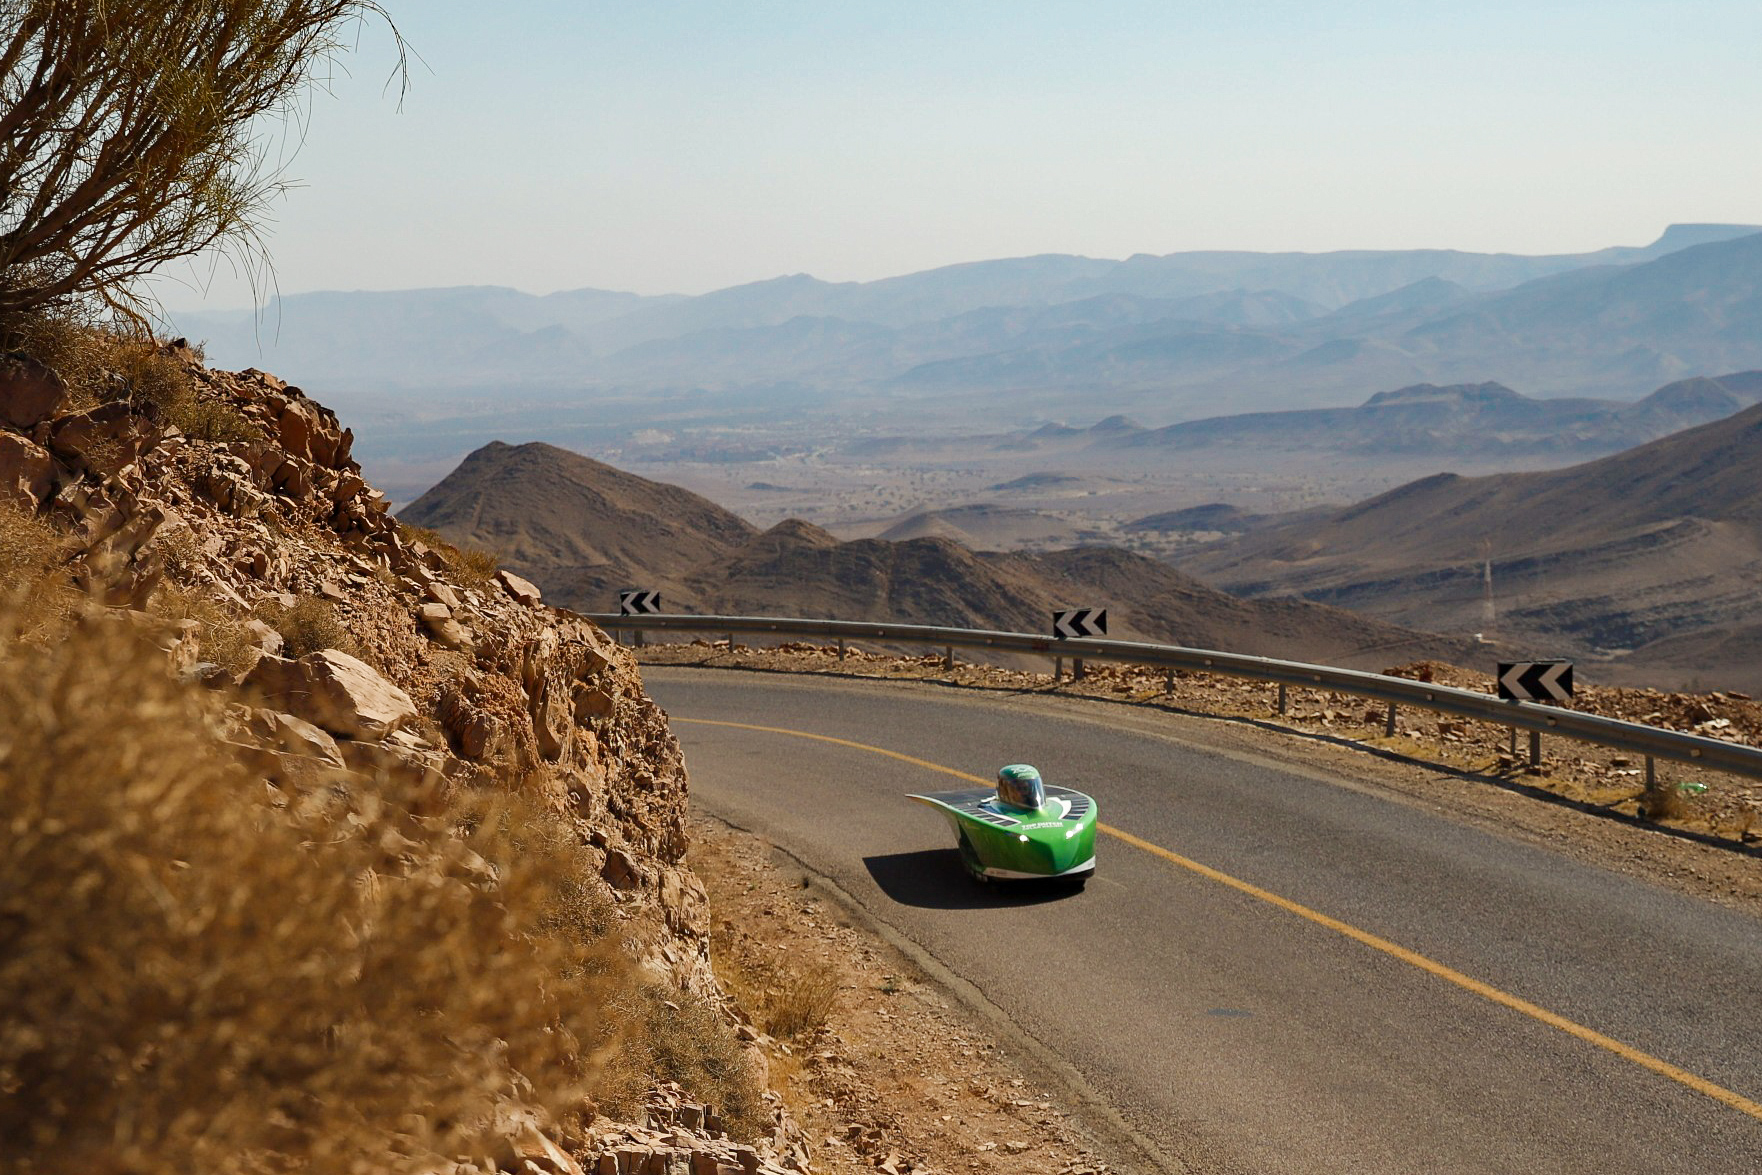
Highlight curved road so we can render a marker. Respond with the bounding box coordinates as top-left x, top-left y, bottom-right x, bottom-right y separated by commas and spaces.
645, 667, 1762, 1175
